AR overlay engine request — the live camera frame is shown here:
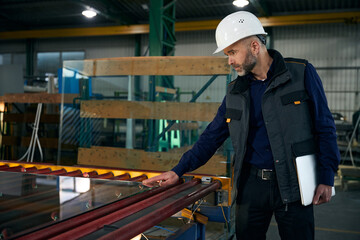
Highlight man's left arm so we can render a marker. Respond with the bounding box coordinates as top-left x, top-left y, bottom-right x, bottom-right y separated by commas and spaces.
304, 63, 341, 205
